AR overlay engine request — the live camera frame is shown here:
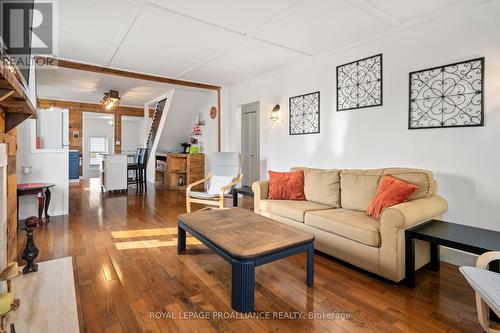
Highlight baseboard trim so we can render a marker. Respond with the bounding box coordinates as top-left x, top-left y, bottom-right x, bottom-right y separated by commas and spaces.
19, 210, 67, 220
440, 246, 478, 267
